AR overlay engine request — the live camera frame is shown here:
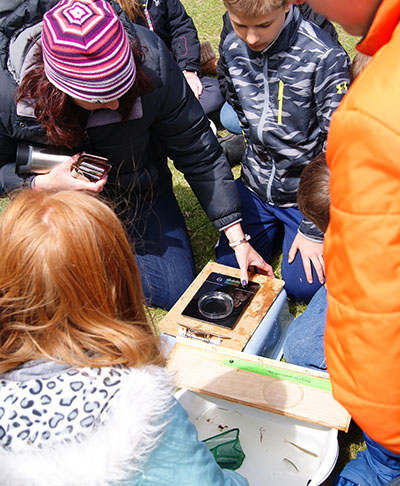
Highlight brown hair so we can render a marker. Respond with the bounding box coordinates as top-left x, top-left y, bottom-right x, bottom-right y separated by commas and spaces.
297, 153, 330, 233
16, 41, 153, 149
0, 190, 165, 373
223, 0, 288, 17
114, 0, 144, 22
350, 52, 372, 83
